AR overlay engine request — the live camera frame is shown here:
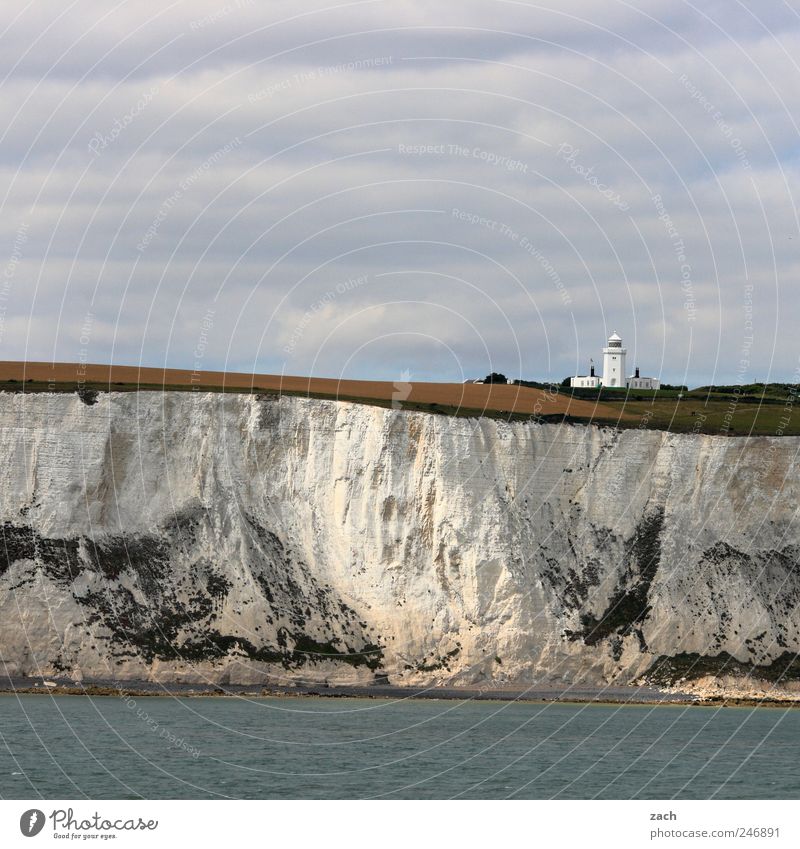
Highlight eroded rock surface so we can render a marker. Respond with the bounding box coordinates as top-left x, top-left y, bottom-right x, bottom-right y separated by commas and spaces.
0, 391, 797, 696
